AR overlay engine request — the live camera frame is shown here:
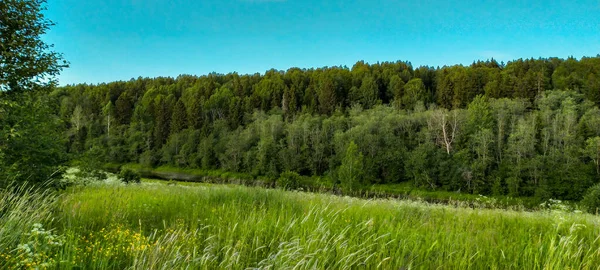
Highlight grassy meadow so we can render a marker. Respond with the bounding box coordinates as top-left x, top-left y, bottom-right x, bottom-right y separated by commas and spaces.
114, 164, 546, 210
1, 180, 600, 269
